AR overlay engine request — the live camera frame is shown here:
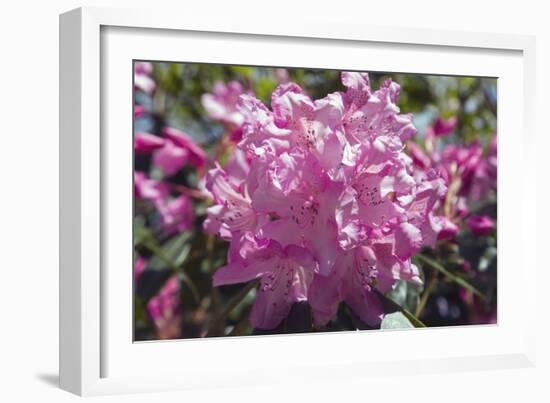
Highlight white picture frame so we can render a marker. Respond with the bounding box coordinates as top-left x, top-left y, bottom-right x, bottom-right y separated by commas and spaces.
59, 6, 537, 396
